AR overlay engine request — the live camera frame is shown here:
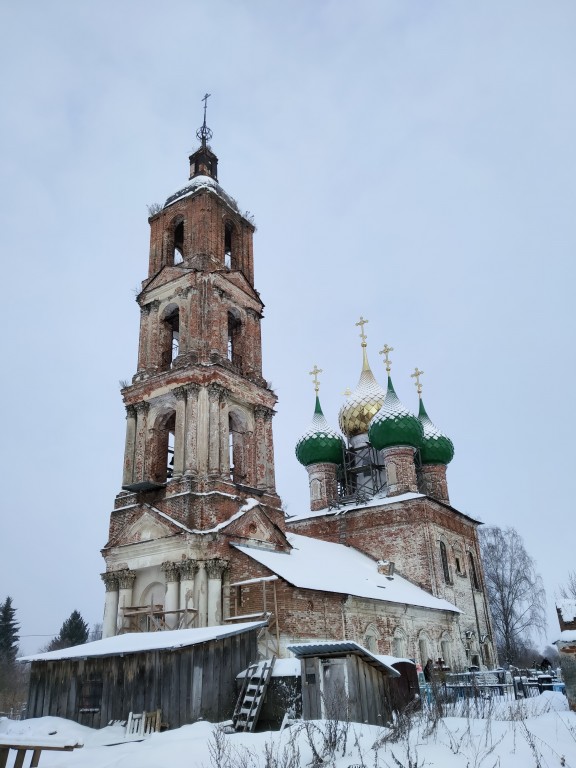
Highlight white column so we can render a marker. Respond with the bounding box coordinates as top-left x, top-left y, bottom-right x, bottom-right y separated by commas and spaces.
116, 570, 136, 633
101, 573, 119, 638
194, 562, 208, 627
133, 402, 149, 485
206, 559, 227, 626
254, 406, 267, 489
161, 562, 180, 629
179, 559, 198, 626
264, 409, 276, 491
